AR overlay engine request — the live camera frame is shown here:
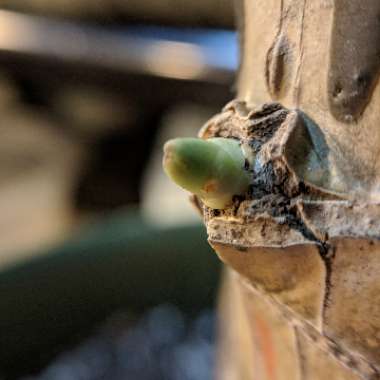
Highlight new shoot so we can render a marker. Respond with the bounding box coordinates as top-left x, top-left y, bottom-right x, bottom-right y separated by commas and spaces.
163, 137, 250, 209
